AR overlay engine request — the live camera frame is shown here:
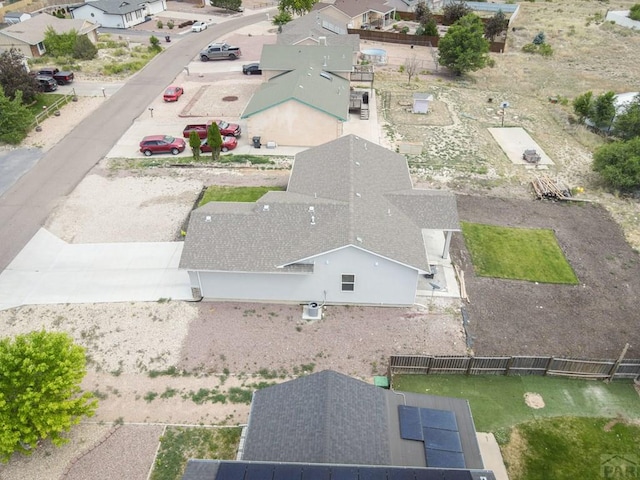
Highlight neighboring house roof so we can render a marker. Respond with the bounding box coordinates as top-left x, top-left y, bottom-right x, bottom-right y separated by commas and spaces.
0, 13, 98, 45
180, 135, 460, 273
277, 12, 361, 48
259, 44, 354, 73
72, 0, 153, 15
183, 459, 495, 480
241, 65, 350, 121
315, 0, 395, 17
